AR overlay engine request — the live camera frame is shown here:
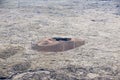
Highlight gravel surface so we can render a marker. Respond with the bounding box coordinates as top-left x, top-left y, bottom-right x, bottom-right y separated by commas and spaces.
0, 0, 120, 80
